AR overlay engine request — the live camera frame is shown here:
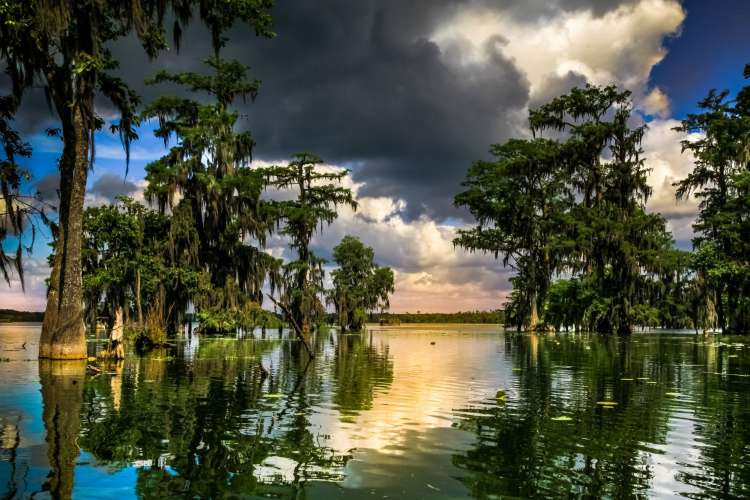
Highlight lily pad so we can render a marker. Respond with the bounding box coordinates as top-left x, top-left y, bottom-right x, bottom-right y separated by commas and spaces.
596, 401, 618, 406
495, 390, 507, 400
551, 415, 572, 421
263, 393, 286, 399
620, 378, 634, 381
665, 392, 681, 397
